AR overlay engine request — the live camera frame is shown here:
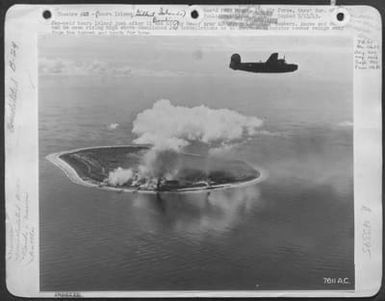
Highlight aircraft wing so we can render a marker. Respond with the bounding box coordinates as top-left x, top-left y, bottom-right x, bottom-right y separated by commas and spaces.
266, 53, 278, 64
